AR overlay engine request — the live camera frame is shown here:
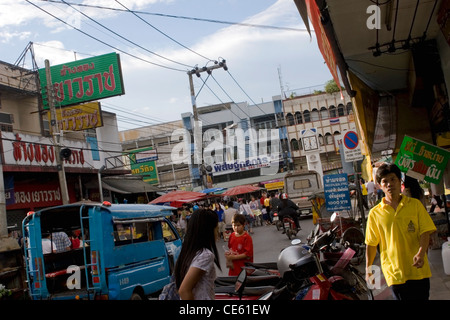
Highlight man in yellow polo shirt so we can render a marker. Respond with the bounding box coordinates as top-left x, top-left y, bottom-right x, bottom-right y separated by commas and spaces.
365, 163, 436, 300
